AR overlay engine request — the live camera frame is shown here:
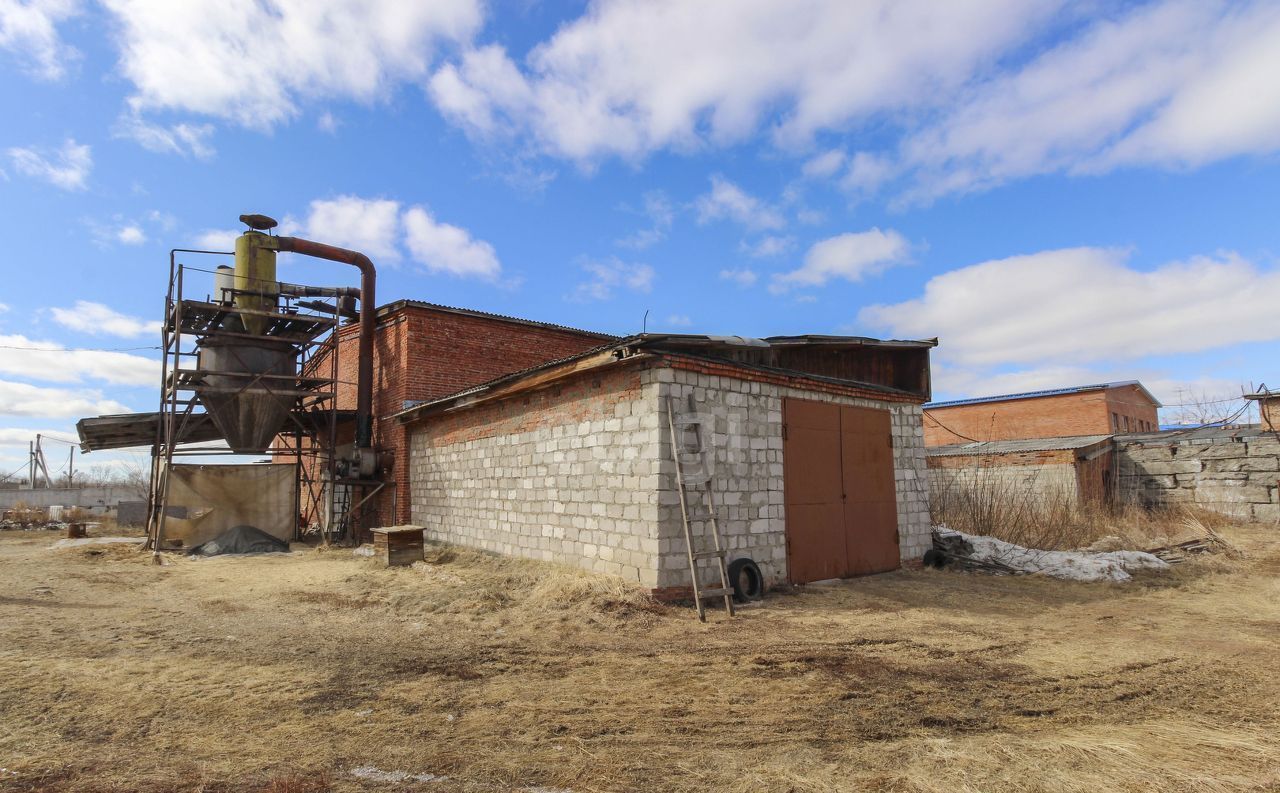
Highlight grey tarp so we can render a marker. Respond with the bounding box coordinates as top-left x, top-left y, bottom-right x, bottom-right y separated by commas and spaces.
190, 524, 289, 556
